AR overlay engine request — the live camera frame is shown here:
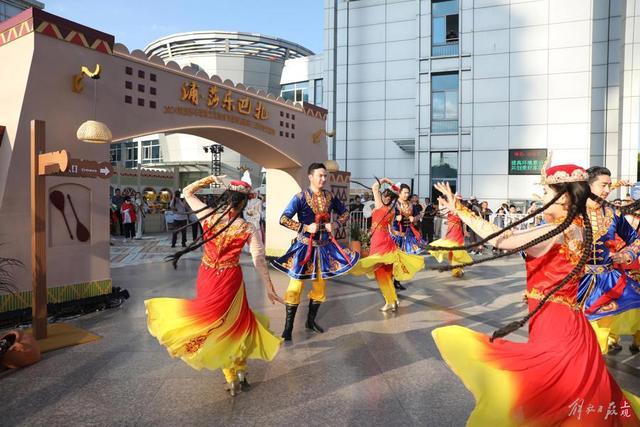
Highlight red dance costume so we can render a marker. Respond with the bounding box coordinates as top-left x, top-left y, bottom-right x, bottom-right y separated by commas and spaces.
433, 238, 640, 425
350, 207, 424, 305
145, 216, 281, 382
429, 212, 472, 276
